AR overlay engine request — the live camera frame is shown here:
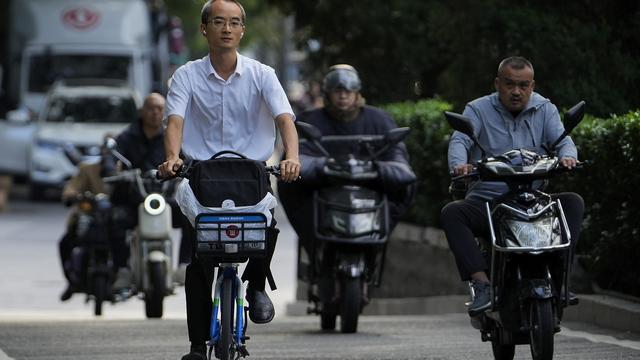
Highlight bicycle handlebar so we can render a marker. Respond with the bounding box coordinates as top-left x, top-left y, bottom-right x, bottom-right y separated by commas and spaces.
156, 164, 300, 181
